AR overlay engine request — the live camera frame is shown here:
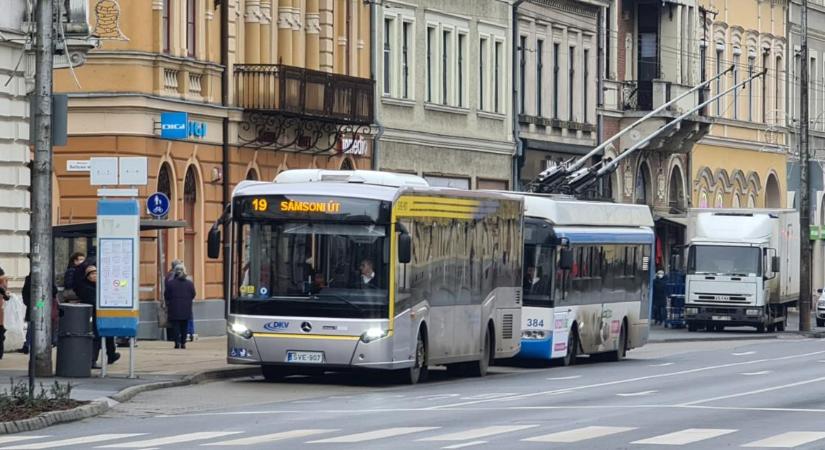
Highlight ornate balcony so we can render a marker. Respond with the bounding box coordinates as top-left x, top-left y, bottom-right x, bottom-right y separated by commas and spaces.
234, 64, 374, 152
